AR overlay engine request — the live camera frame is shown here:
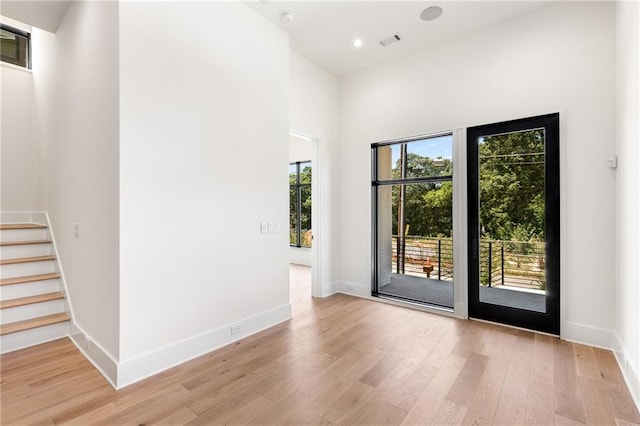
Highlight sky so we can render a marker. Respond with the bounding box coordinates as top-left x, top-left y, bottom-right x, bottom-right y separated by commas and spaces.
390, 134, 453, 165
